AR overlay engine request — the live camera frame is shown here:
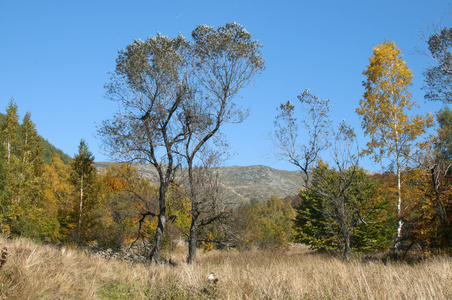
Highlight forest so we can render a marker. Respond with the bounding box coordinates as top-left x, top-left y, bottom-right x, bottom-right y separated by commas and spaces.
0, 100, 295, 257
1, 22, 452, 270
